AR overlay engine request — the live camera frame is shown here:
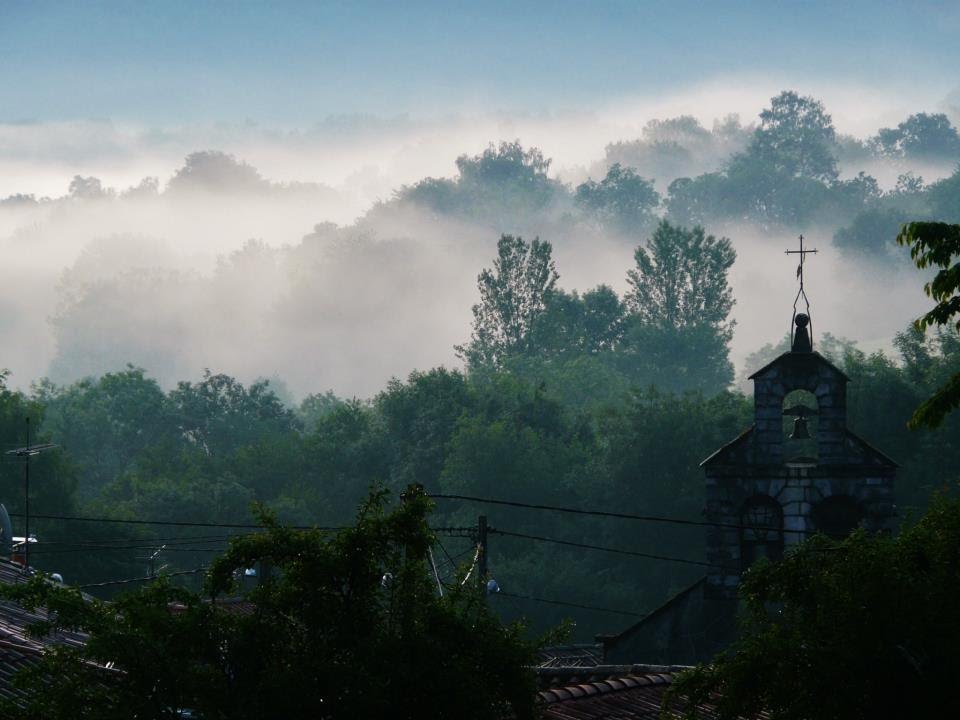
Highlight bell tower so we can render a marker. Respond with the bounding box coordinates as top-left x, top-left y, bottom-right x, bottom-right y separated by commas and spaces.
702, 238, 897, 602
601, 237, 898, 666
